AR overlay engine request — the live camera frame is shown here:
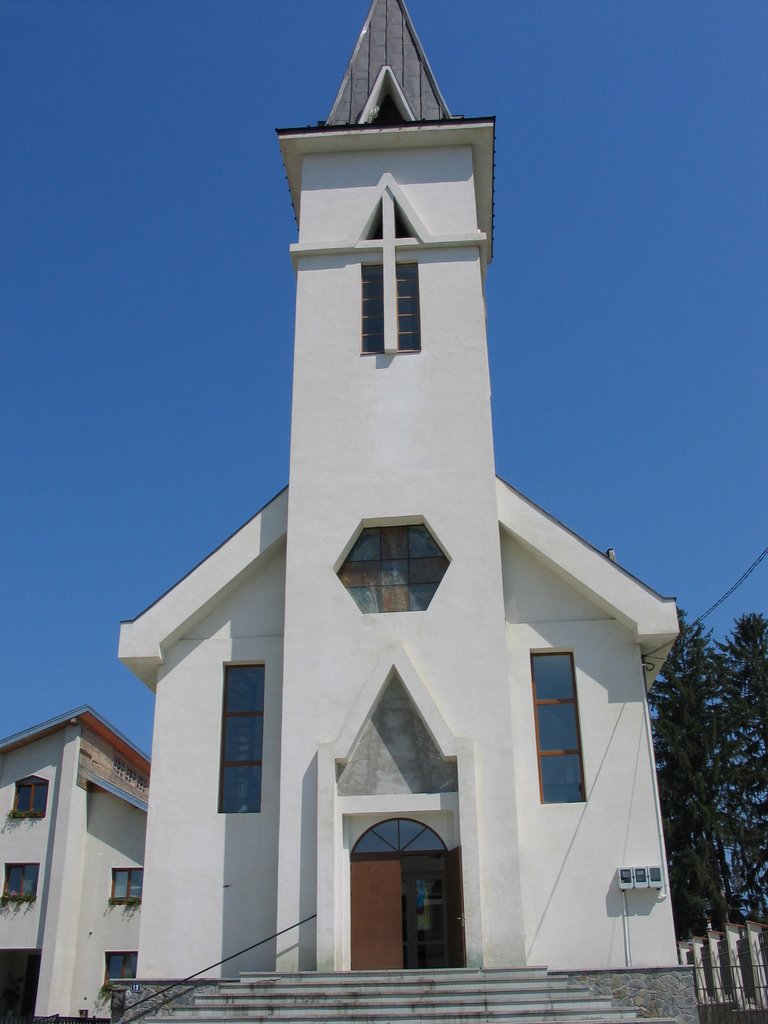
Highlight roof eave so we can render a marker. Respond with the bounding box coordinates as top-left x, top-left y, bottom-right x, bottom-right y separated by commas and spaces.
495, 476, 679, 656
118, 487, 289, 689
0, 706, 150, 768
